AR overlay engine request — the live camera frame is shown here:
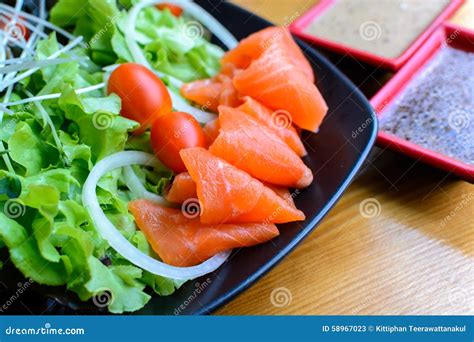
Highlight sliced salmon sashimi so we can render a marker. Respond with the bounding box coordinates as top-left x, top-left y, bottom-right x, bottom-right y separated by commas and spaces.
203, 118, 221, 146
180, 63, 242, 113
209, 106, 313, 188
129, 199, 279, 267
165, 172, 198, 203
237, 96, 307, 157
165, 172, 300, 209
222, 26, 314, 83
180, 147, 305, 224
233, 43, 328, 132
